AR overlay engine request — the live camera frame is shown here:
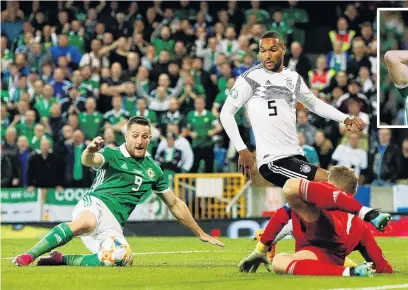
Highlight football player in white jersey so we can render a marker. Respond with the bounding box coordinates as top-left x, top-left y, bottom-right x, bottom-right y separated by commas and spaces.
220, 30, 365, 185
384, 50, 408, 126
